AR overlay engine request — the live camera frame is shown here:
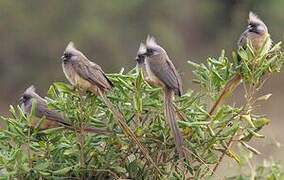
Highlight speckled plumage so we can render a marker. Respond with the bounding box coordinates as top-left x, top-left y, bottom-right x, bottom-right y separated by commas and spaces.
62, 42, 113, 95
